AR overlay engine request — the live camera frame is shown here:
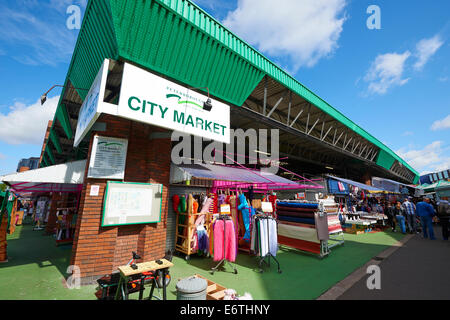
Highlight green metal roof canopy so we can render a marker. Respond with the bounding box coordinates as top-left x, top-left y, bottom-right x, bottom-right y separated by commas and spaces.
42, 0, 419, 183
